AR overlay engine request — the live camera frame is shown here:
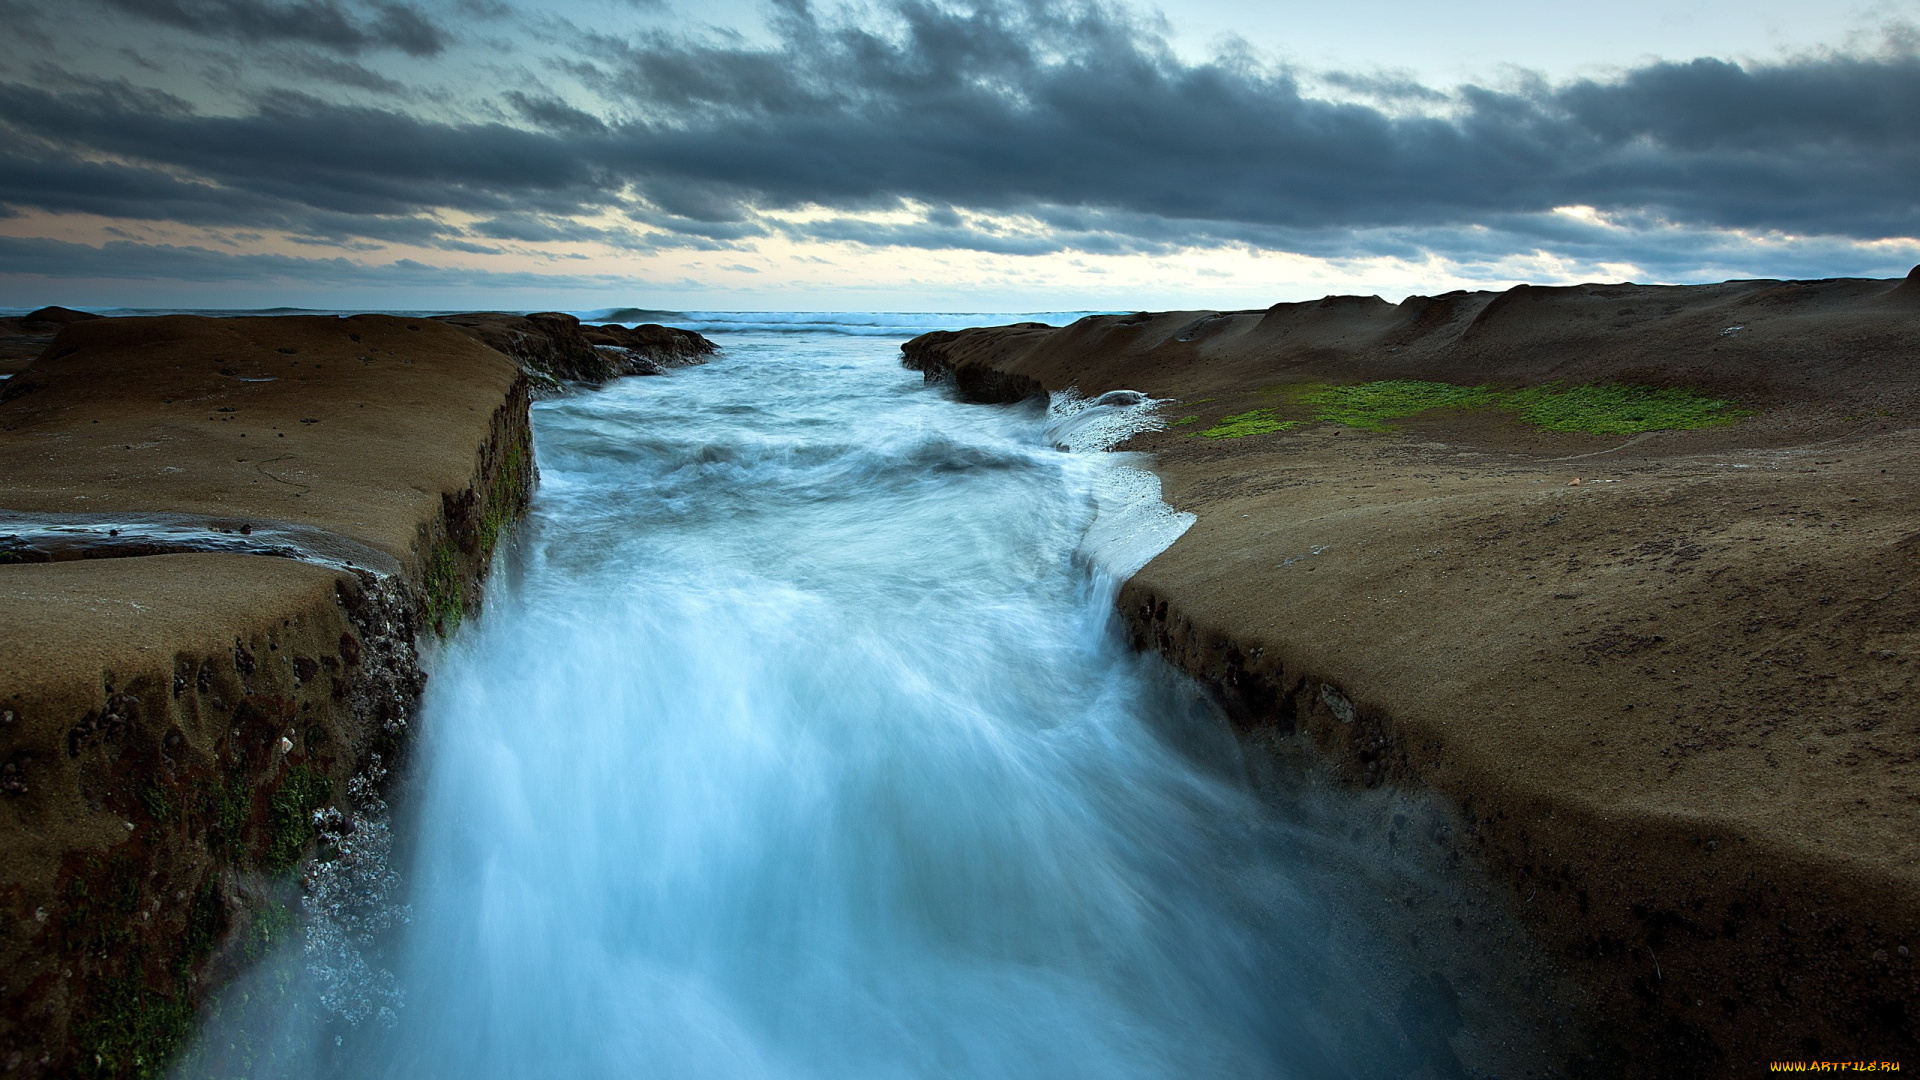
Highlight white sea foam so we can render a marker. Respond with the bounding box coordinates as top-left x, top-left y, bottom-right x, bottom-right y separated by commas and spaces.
1079, 461, 1194, 580
1043, 388, 1195, 580
301, 755, 408, 1030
